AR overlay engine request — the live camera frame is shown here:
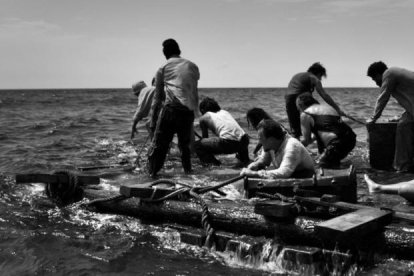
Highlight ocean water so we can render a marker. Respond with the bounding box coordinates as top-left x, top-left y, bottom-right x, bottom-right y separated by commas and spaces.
0, 88, 410, 275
